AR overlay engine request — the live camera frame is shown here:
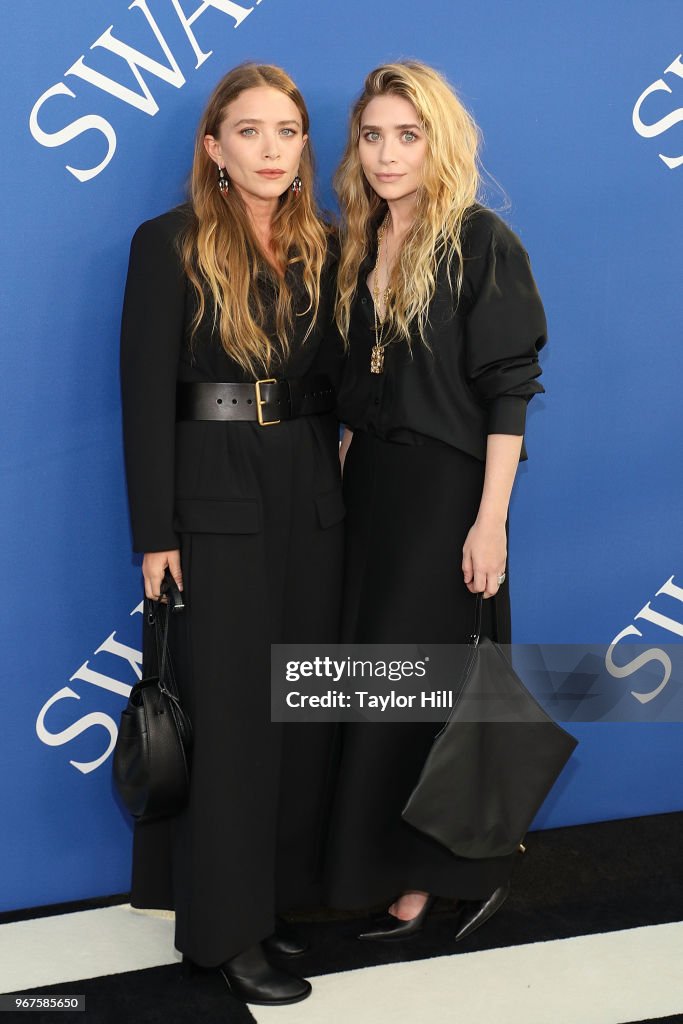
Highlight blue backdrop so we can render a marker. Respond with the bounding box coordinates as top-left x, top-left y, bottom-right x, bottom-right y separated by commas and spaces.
1, 0, 682, 911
